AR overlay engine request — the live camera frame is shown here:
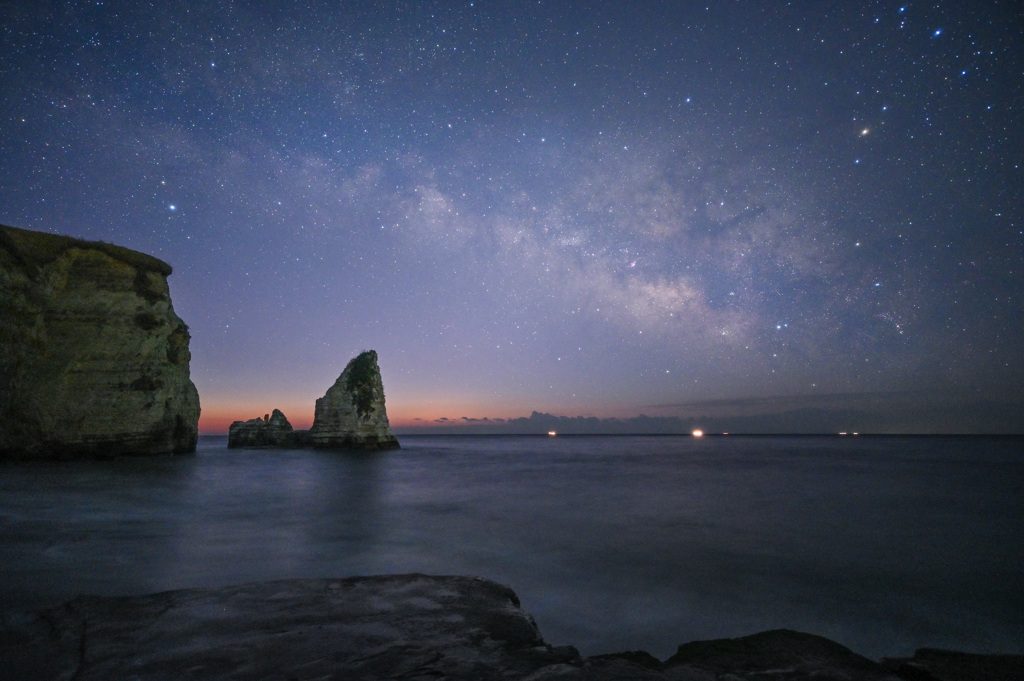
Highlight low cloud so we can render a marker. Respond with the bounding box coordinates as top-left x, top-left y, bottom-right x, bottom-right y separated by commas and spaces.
398, 395, 1024, 435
